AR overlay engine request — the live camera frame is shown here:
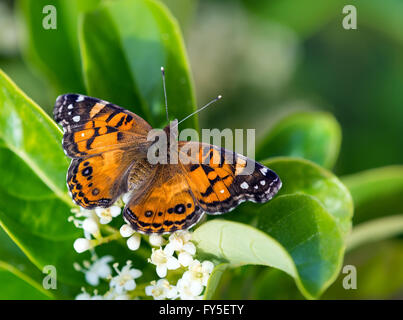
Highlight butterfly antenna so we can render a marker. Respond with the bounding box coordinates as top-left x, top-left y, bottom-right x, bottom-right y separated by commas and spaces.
161, 67, 169, 122
174, 95, 222, 128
